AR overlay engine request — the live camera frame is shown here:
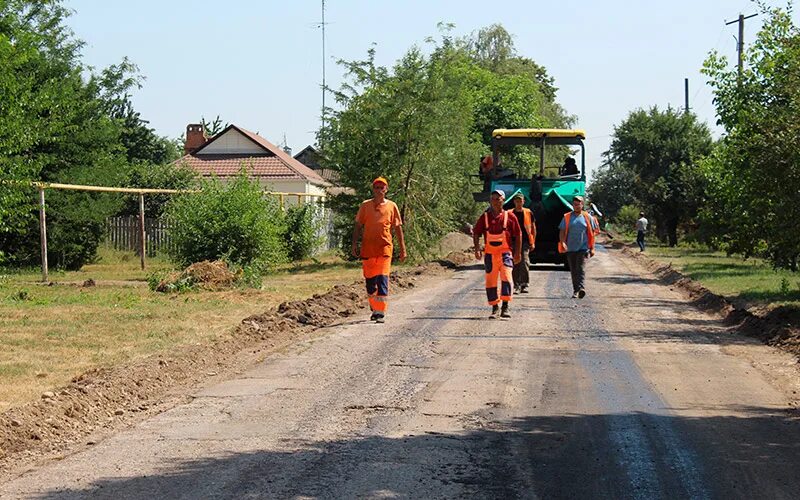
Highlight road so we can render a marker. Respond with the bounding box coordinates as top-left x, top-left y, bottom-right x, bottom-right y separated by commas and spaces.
2, 246, 800, 499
